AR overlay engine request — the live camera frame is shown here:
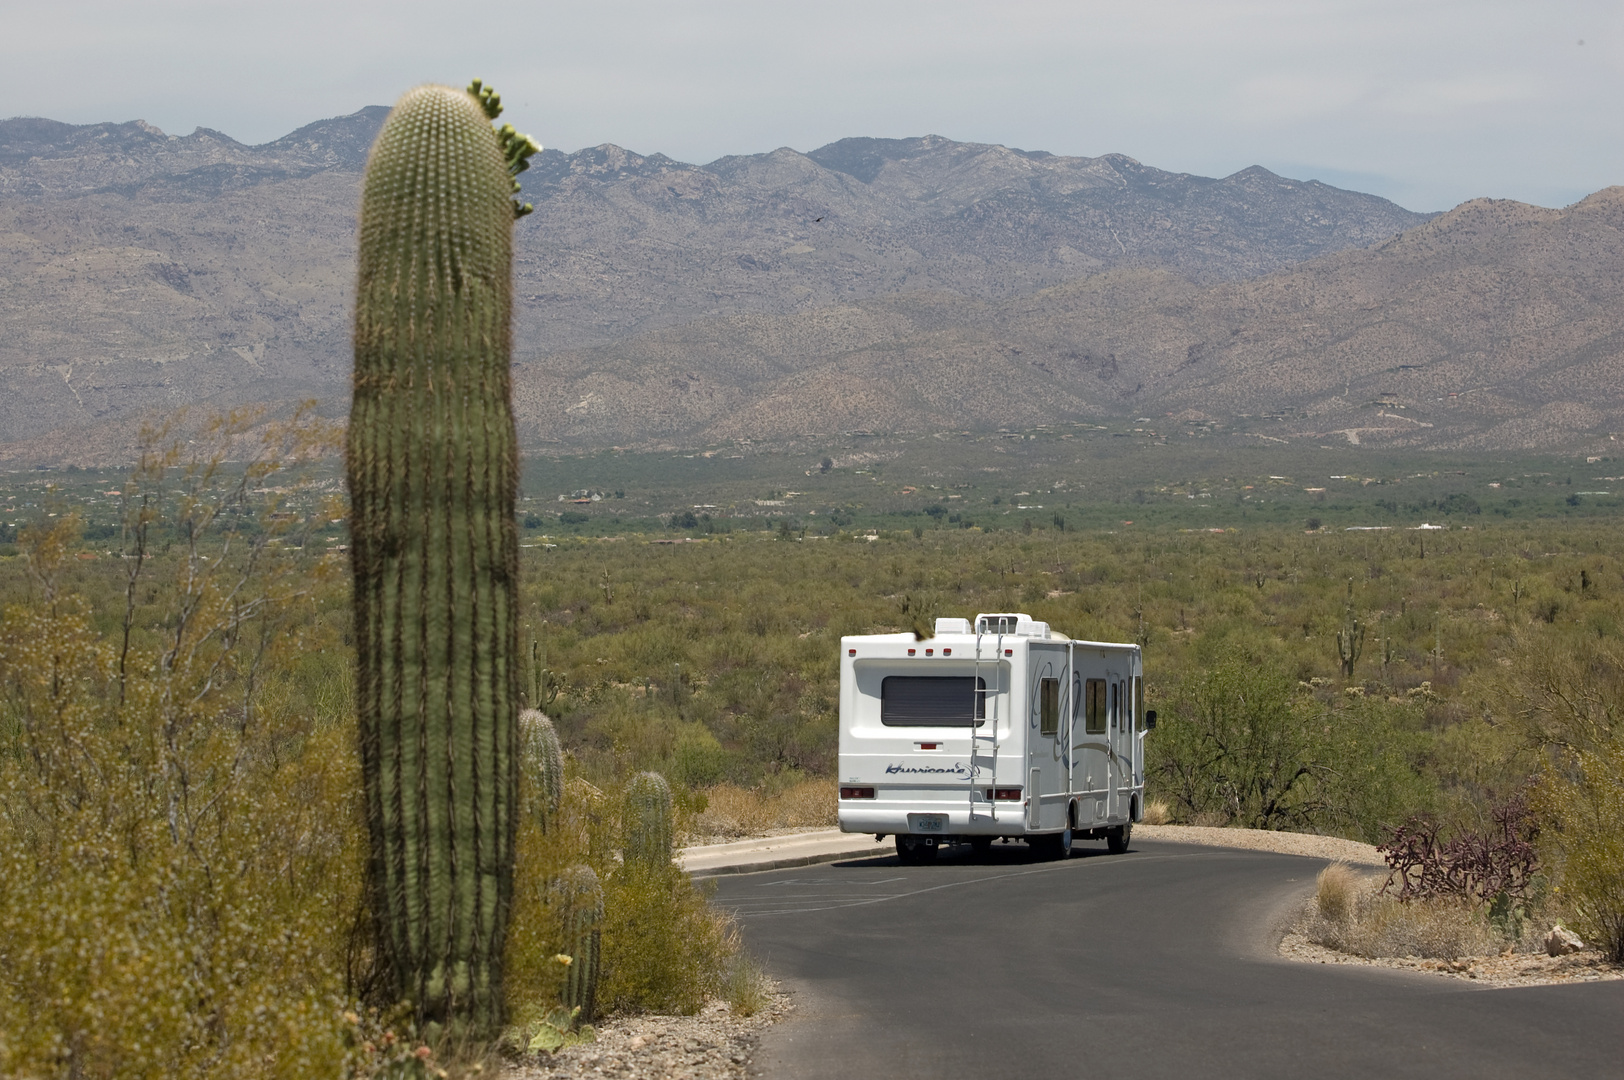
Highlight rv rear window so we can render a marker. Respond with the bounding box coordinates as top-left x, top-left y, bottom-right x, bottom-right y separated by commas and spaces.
880, 676, 987, 726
